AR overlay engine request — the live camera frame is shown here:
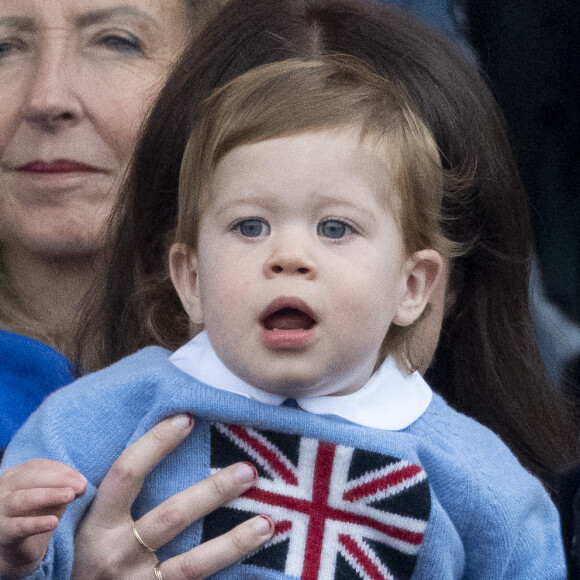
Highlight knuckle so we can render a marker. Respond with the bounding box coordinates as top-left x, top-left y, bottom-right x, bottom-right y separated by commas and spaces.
230, 532, 249, 556
71, 538, 128, 579
157, 502, 188, 533
0, 470, 17, 493
178, 556, 206, 580
208, 472, 231, 499
8, 489, 33, 515
106, 456, 139, 485
148, 426, 168, 449
3, 490, 20, 515
81, 547, 130, 579
8, 517, 39, 541
7, 518, 27, 540
227, 527, 253, 555
84, 553, 122, 580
